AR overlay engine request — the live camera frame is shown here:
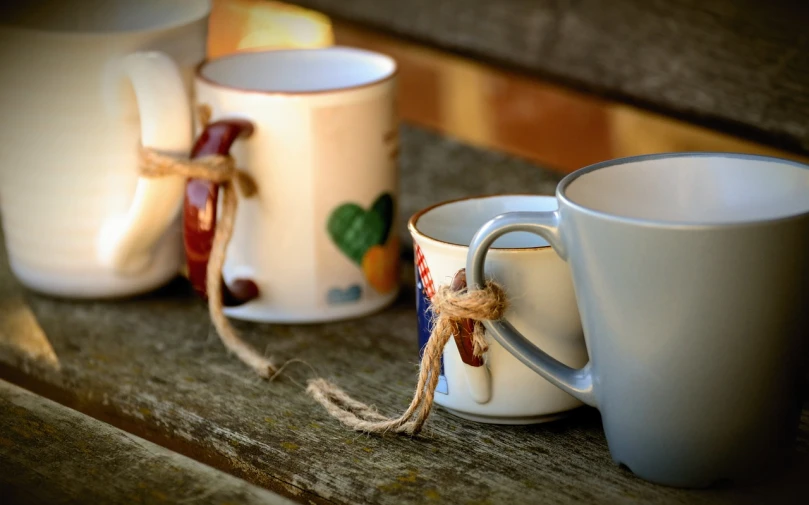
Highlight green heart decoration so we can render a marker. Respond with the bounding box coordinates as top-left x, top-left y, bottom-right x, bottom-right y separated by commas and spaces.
327, 192, 395, 265
371, 192, 394, 244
